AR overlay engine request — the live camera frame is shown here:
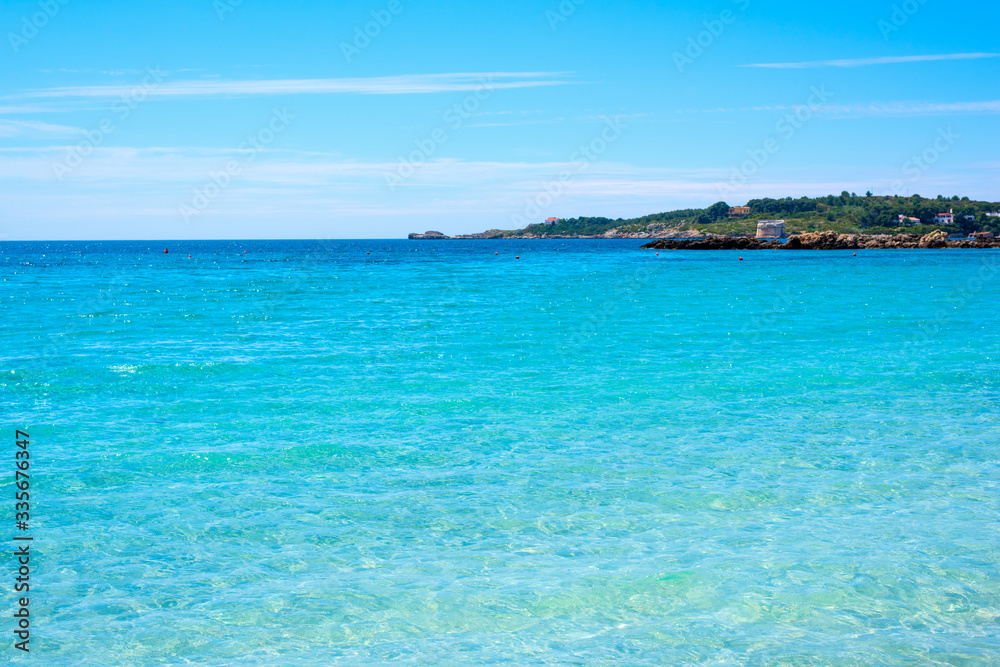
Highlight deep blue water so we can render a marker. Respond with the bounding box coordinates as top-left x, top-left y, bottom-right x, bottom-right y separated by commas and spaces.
2, 240, 999, 664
